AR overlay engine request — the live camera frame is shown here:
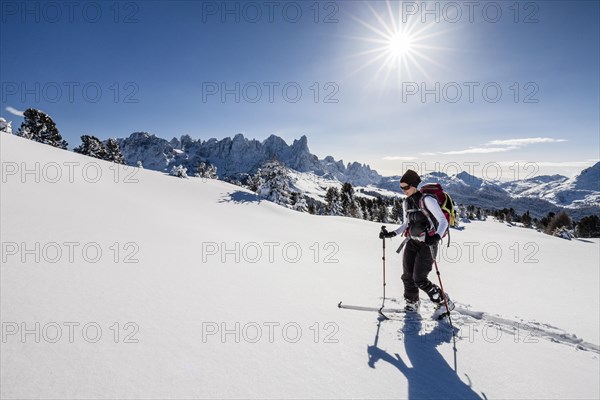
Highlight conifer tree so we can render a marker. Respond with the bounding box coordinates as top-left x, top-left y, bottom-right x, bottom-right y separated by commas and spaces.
545, 211, 572, 235
105, 138, 125, 164
74, 135, 107, 160
325, 186, 342, 215
374, 197, 389, 223
0, 118, 12, 134
340, 182, 360, 218
170, 165, 188, 178
390, 198, 404, 223
521, 211, 533, 228
246, 170, 263, 192
198, 162, 218, 179
576, 215, 600, 238
256, 160, 291, 206
17, 108, 67, 149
